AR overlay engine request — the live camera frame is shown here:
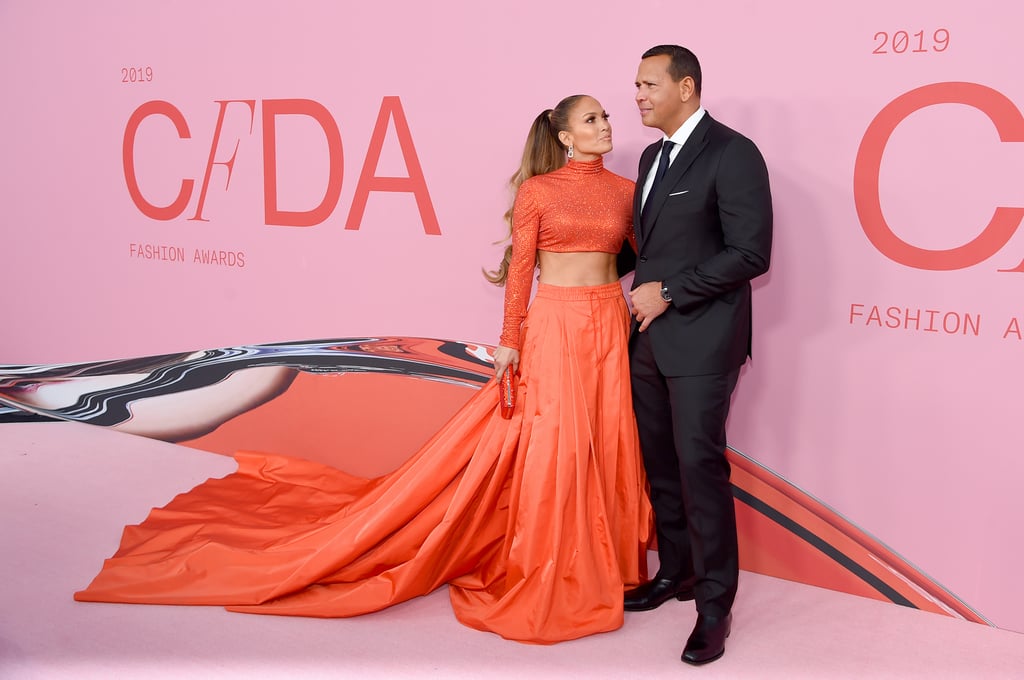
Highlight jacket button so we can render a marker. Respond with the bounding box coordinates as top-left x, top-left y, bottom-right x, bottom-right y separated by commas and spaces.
639, 256, 648, 263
